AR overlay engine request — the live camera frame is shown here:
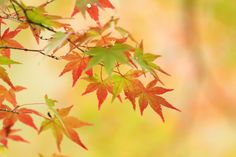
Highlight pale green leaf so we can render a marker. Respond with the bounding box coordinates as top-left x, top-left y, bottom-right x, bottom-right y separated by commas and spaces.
0, 56, 21, 65
44, 32, 69, 54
